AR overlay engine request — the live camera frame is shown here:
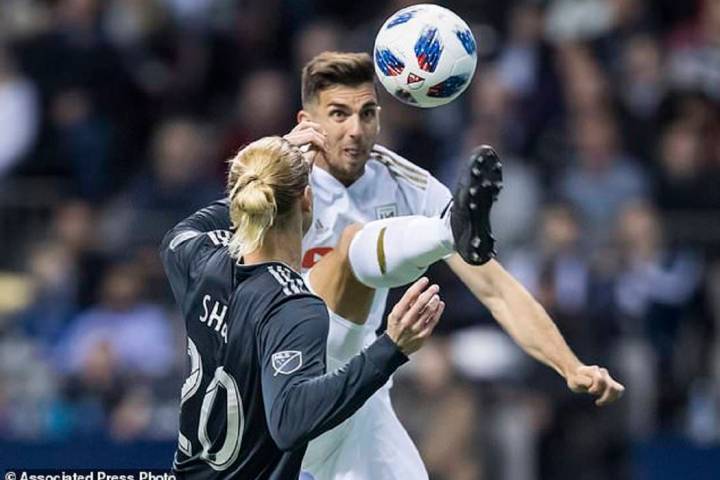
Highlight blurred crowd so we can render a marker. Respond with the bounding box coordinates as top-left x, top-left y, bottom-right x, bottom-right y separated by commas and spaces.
0, 0, 719, 478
